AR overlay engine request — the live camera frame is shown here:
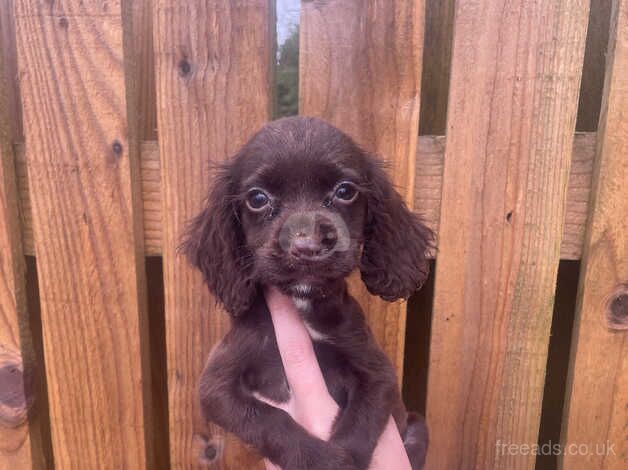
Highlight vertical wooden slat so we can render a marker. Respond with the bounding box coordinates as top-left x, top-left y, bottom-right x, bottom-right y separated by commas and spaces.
561, 0, 627, 468
131, 0, 157, 142
300, 0, 425, 376
153, 1, 273, 467
576, 0, 612, 132
0, 1, 22, 142
15, 0, 153, 467
0, 2, 47, 467
128, 3, 169, 468
0, 150, 37, 470
419, 0, 455, 136
425, 1, 589, 469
